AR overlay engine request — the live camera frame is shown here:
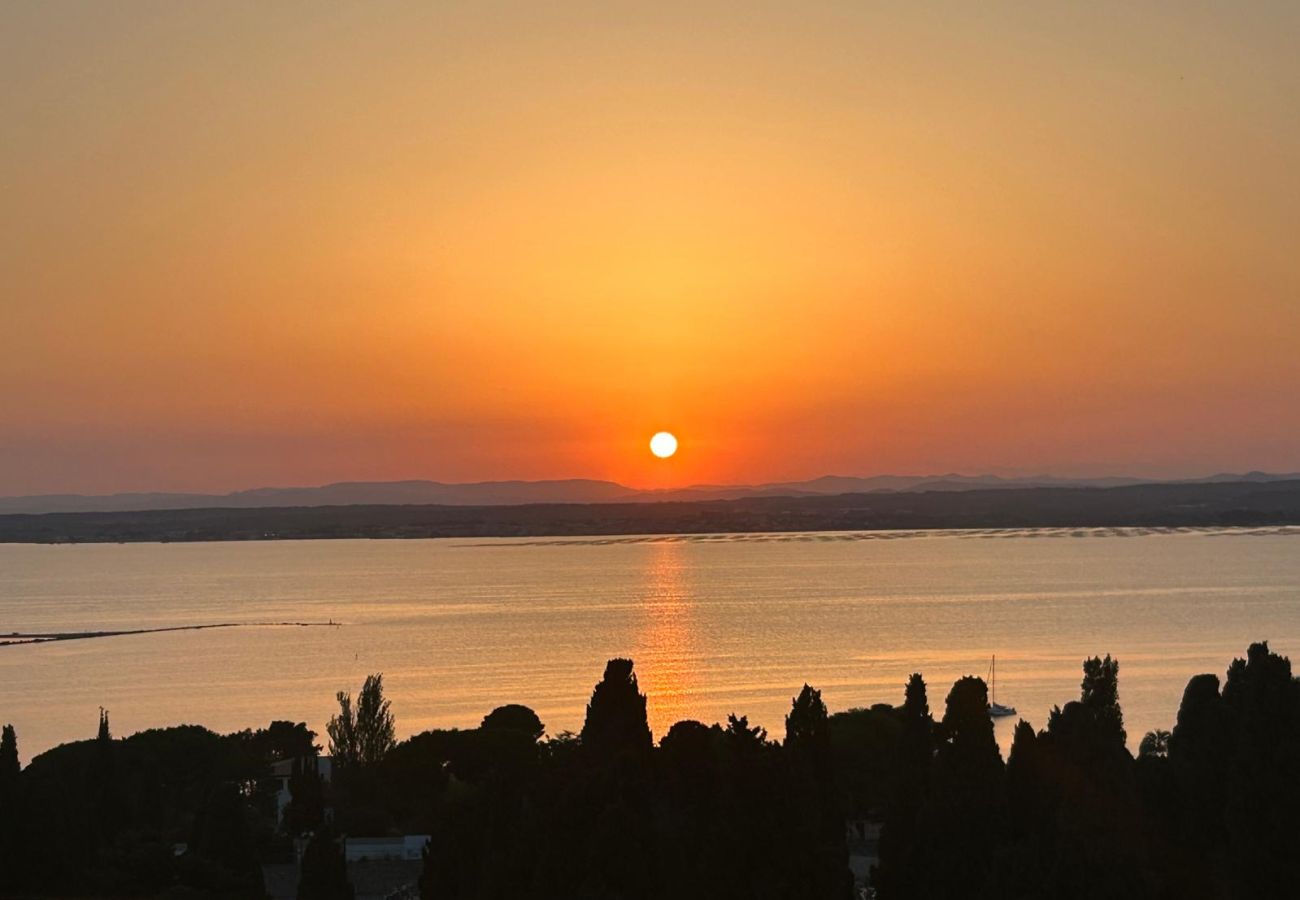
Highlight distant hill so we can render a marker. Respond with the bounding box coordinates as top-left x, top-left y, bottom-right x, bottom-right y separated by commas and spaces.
1, 471, 1298, 516
0, 479, 640, 515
